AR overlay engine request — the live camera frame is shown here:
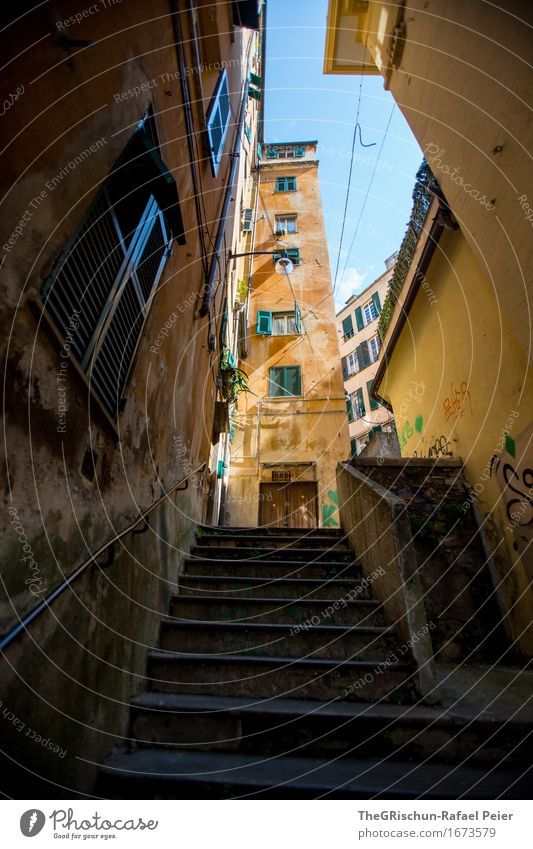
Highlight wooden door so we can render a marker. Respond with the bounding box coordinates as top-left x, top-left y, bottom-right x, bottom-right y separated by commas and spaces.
259, 482, 317, 528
